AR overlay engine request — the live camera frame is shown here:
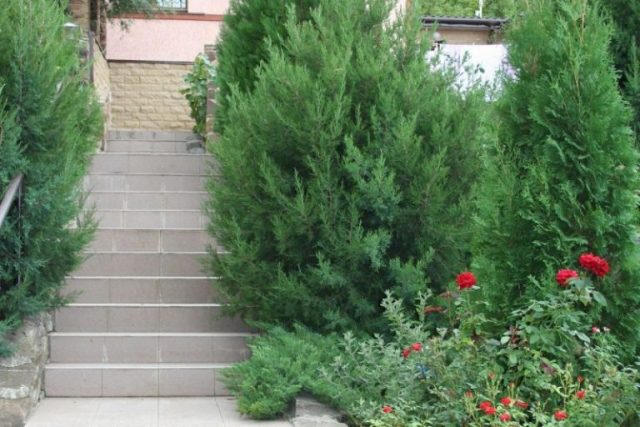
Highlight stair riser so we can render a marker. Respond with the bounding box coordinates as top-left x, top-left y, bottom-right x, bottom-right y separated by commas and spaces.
45, 366, 230, 397
107, 139, 192, 153
88, 192, 206, 210
74, 253, 208, 277
96, 210, 207, 229
54, 306, 250, 333
50, 335, 249, 364
91, 154, 214, 175
107, 130, 201, 142
85, 174, 207, 192
62, 278, 219, 304
90, 229, 216, 253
